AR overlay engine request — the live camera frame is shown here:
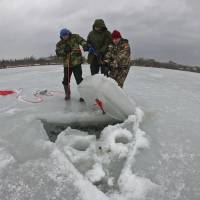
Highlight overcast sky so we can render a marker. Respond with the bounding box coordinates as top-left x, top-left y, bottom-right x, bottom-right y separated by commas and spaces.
0, 0, 200, 65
